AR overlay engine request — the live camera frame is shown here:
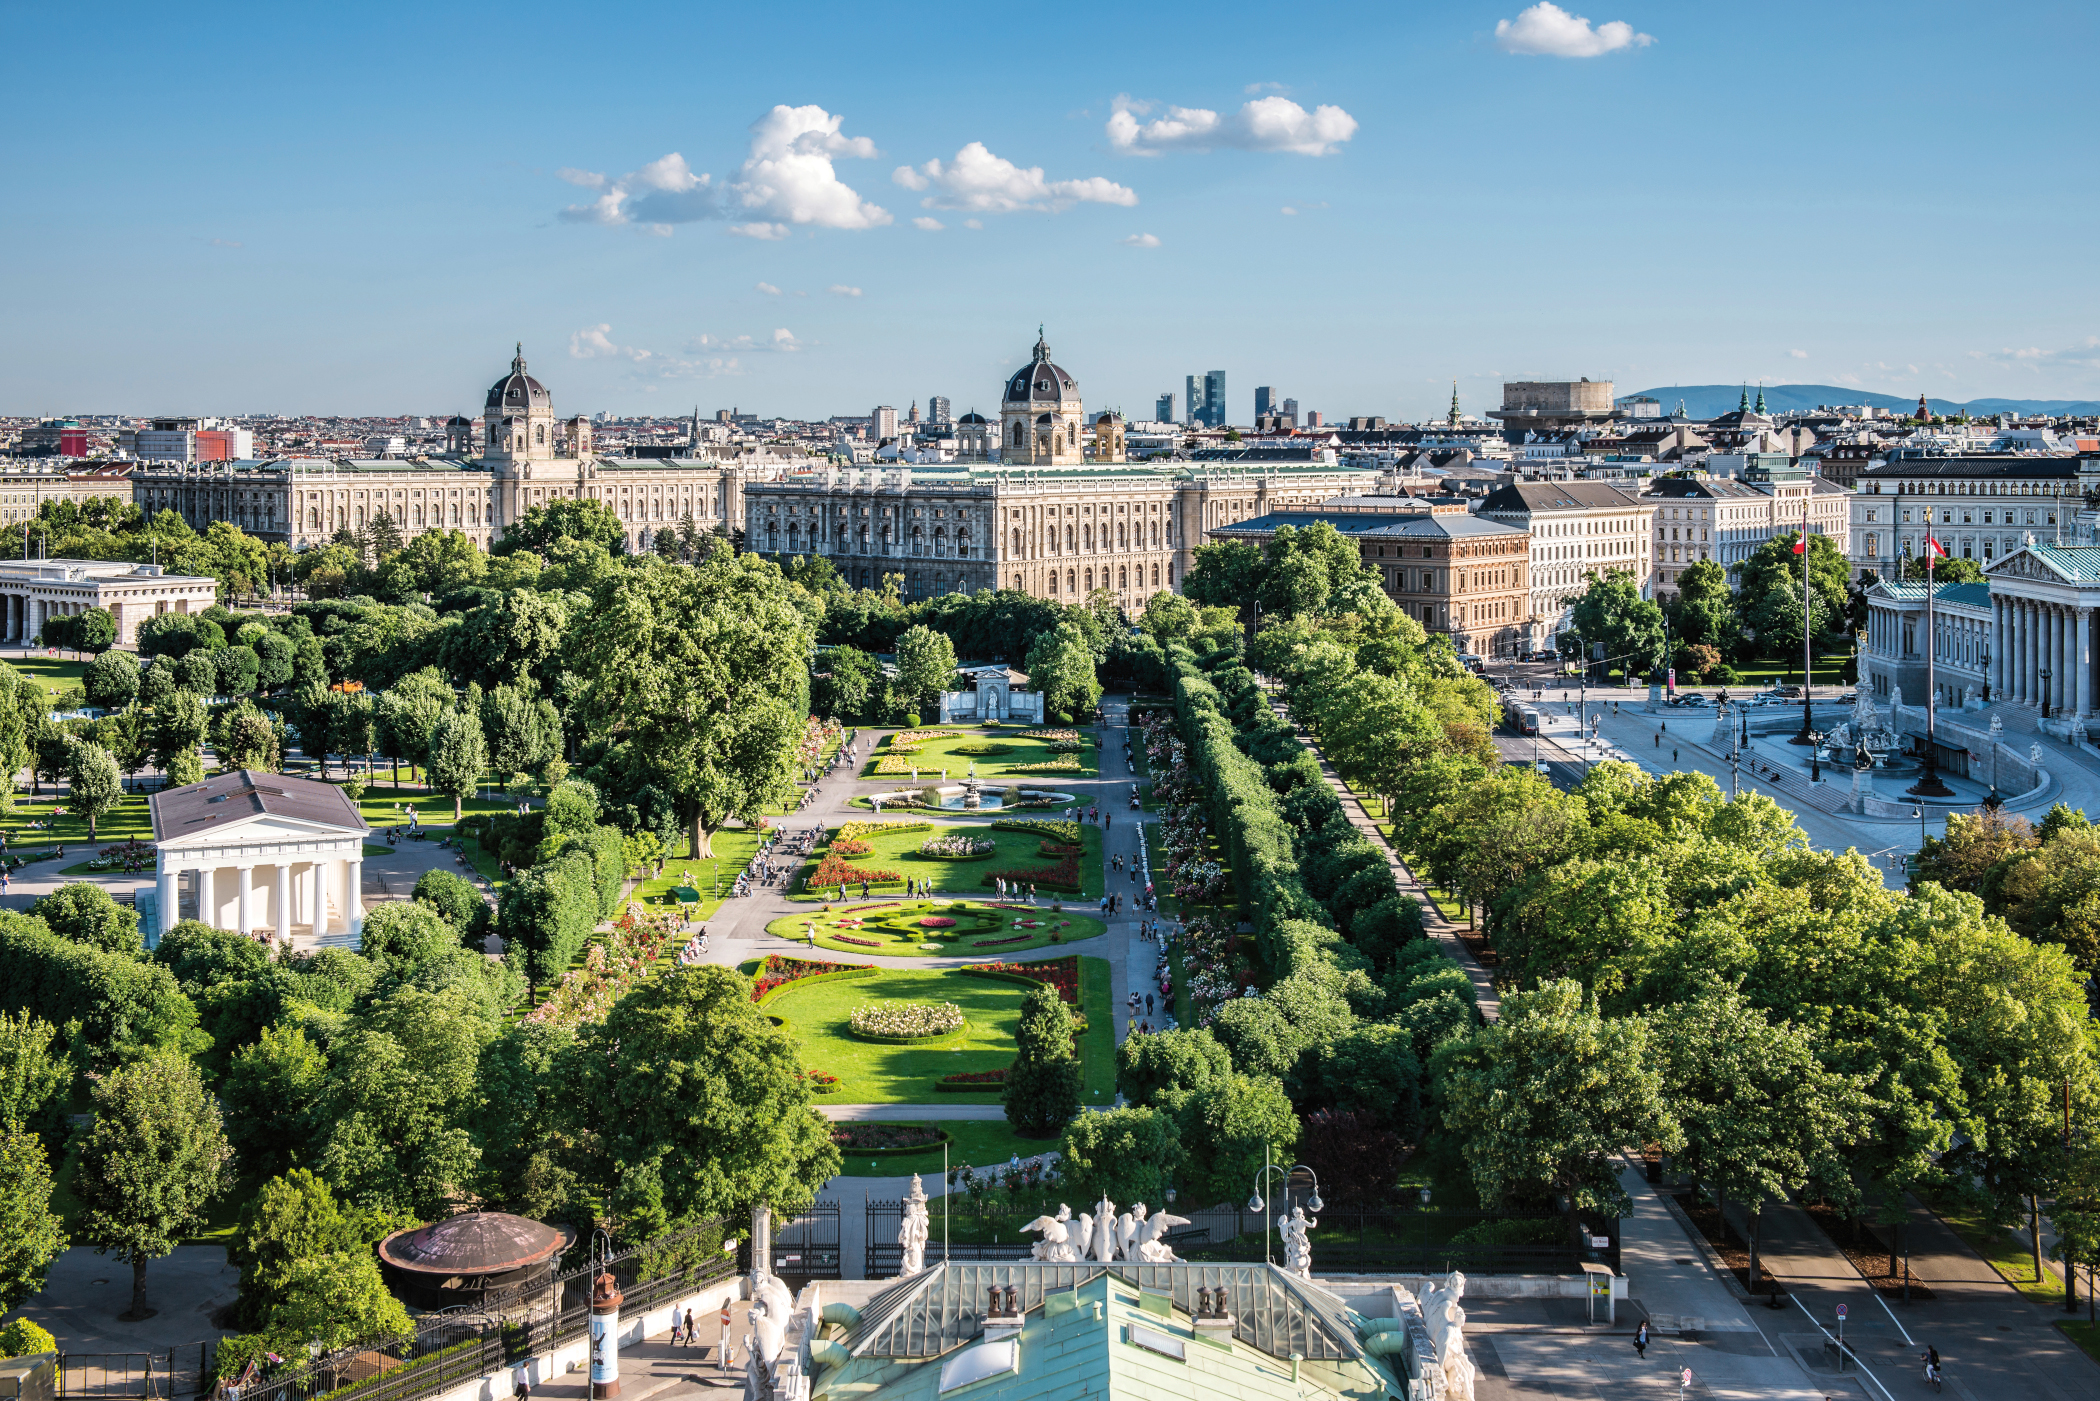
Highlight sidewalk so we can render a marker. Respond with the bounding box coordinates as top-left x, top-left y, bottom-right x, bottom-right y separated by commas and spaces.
1263, 689, 1499, 1018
